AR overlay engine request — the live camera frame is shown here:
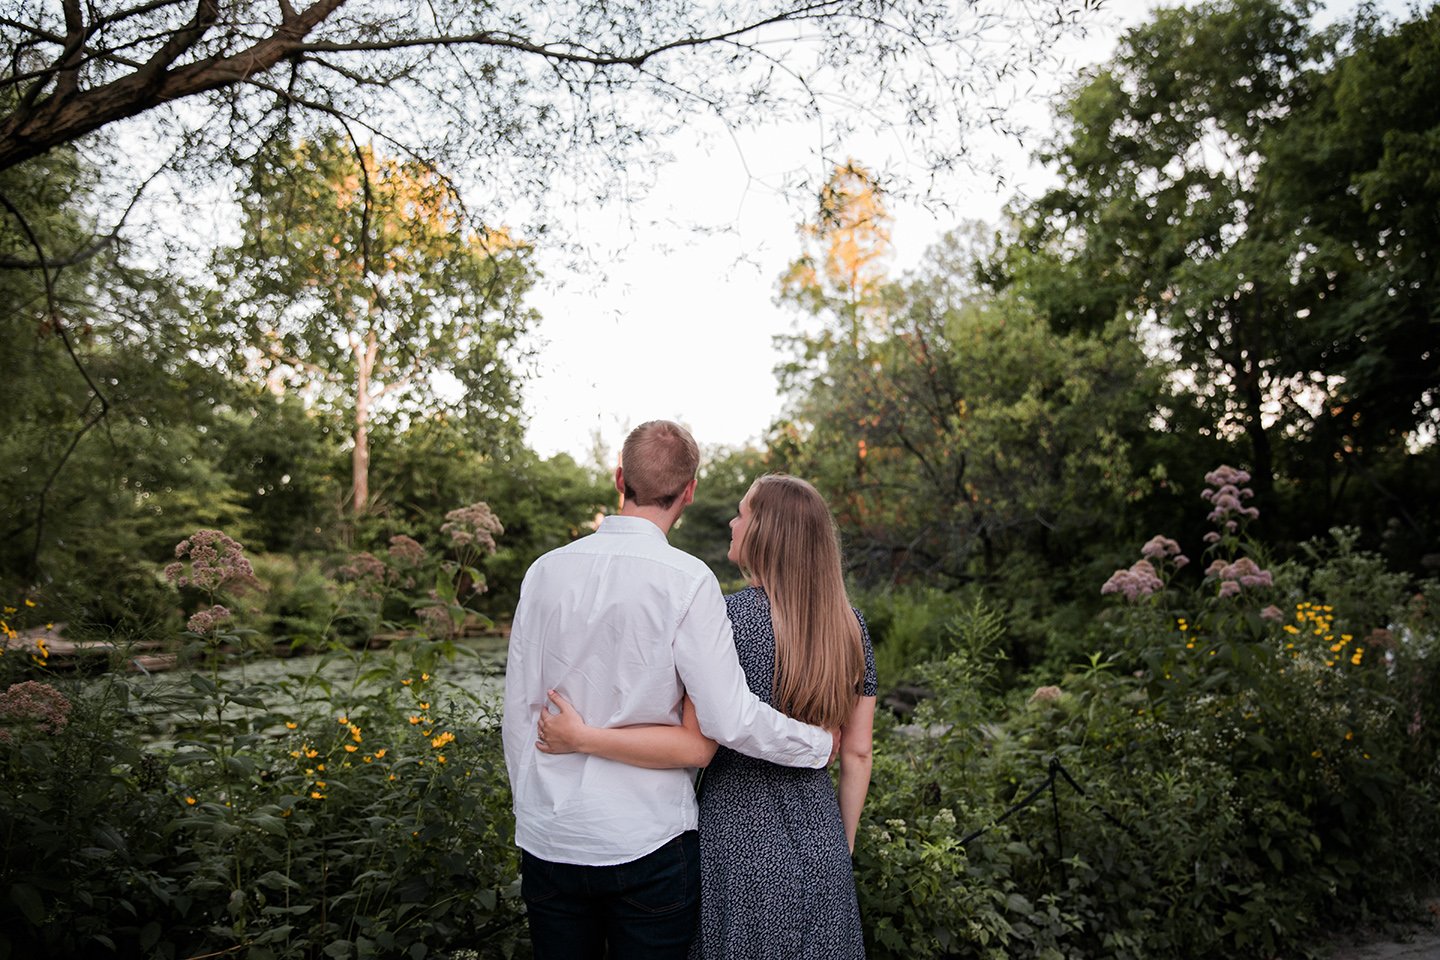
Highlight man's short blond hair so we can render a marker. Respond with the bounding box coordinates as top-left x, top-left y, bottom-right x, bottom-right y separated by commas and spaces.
621, 420, 700, 509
